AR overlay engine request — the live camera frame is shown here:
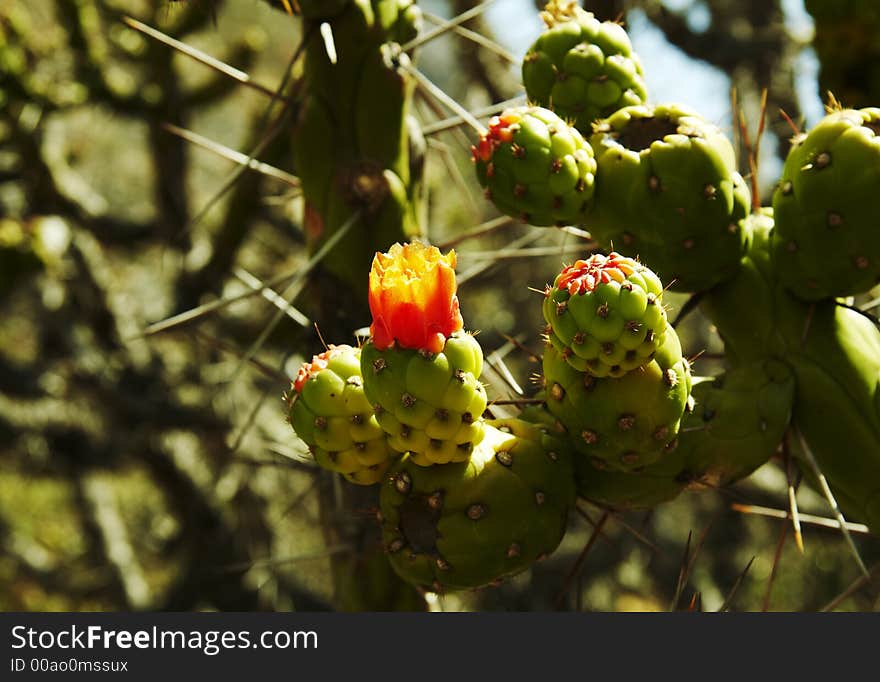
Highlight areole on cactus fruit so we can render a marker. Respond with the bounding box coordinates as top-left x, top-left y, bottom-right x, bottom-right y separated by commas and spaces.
472, 105, 597, 227
771, 107, 880, 301
379, 419, 575, 591
522, 1, 647, 135
587, 103, 751, 293
543, 251, 667, 377
287, 344, 399, 485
